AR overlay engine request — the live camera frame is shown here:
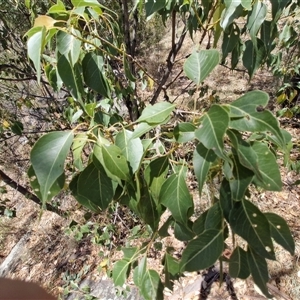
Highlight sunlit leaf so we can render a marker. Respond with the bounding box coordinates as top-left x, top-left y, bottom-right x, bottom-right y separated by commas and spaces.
112, 259, 131, 287
229, 199, 275, 260
34, 15, 57, 29
115, 129, 143, 174
137, 102, 175, 124
184, 50, 219, 85
193, 144, 217, 195
30, 131, 73, 204
140, 269, 164, 300
160, 166, 194, 225
195, 105, 229, 159
228, 91, 284, 147
252, 142, 282, 191
72, 133, 88, 171
133, 256, 147, 288
174, 122, 196, 143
